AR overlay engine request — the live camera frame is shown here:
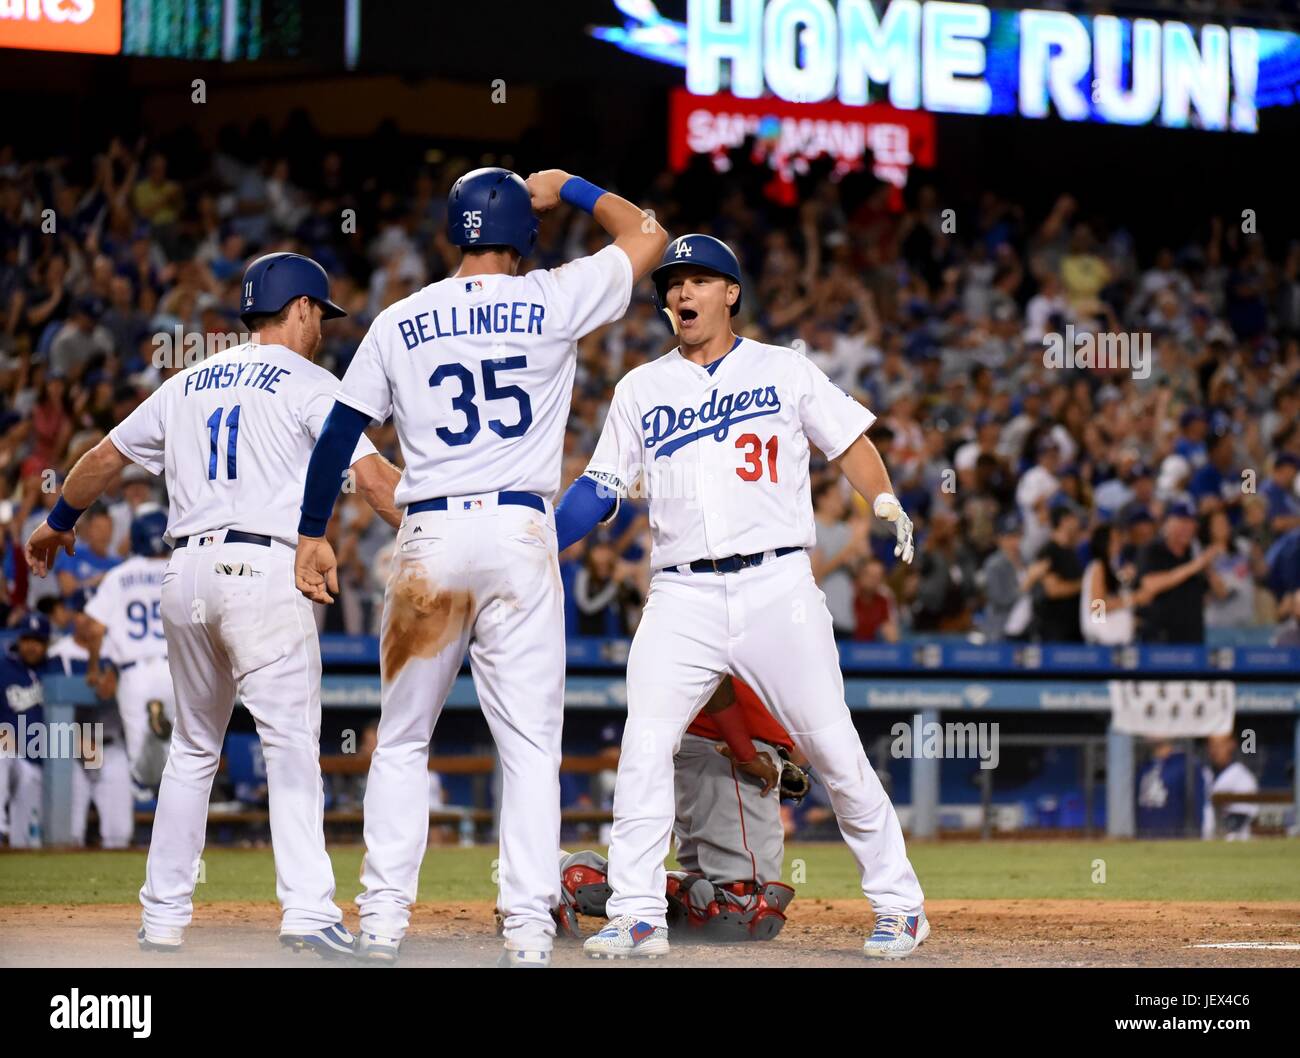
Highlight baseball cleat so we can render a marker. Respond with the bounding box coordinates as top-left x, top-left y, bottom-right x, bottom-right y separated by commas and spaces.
863, 911, 930, 959
137, 925, 184, 952
498, 948, 552, 968
583, 915, 670, 959
278, 923, 357, 959
356, 931, 402, 965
